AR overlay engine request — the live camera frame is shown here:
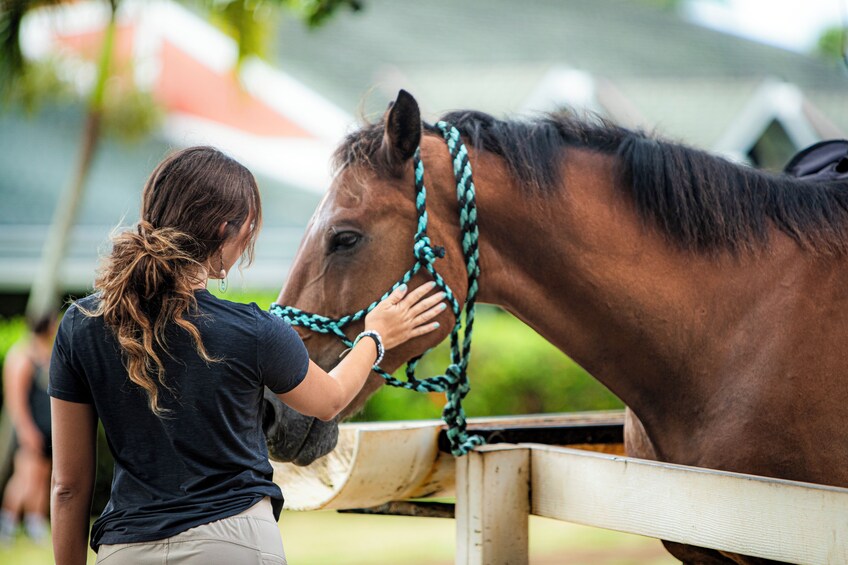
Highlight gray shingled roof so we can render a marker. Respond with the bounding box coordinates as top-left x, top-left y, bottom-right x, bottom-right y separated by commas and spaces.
271, 0, 848, 124
612, 78, 764, 147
